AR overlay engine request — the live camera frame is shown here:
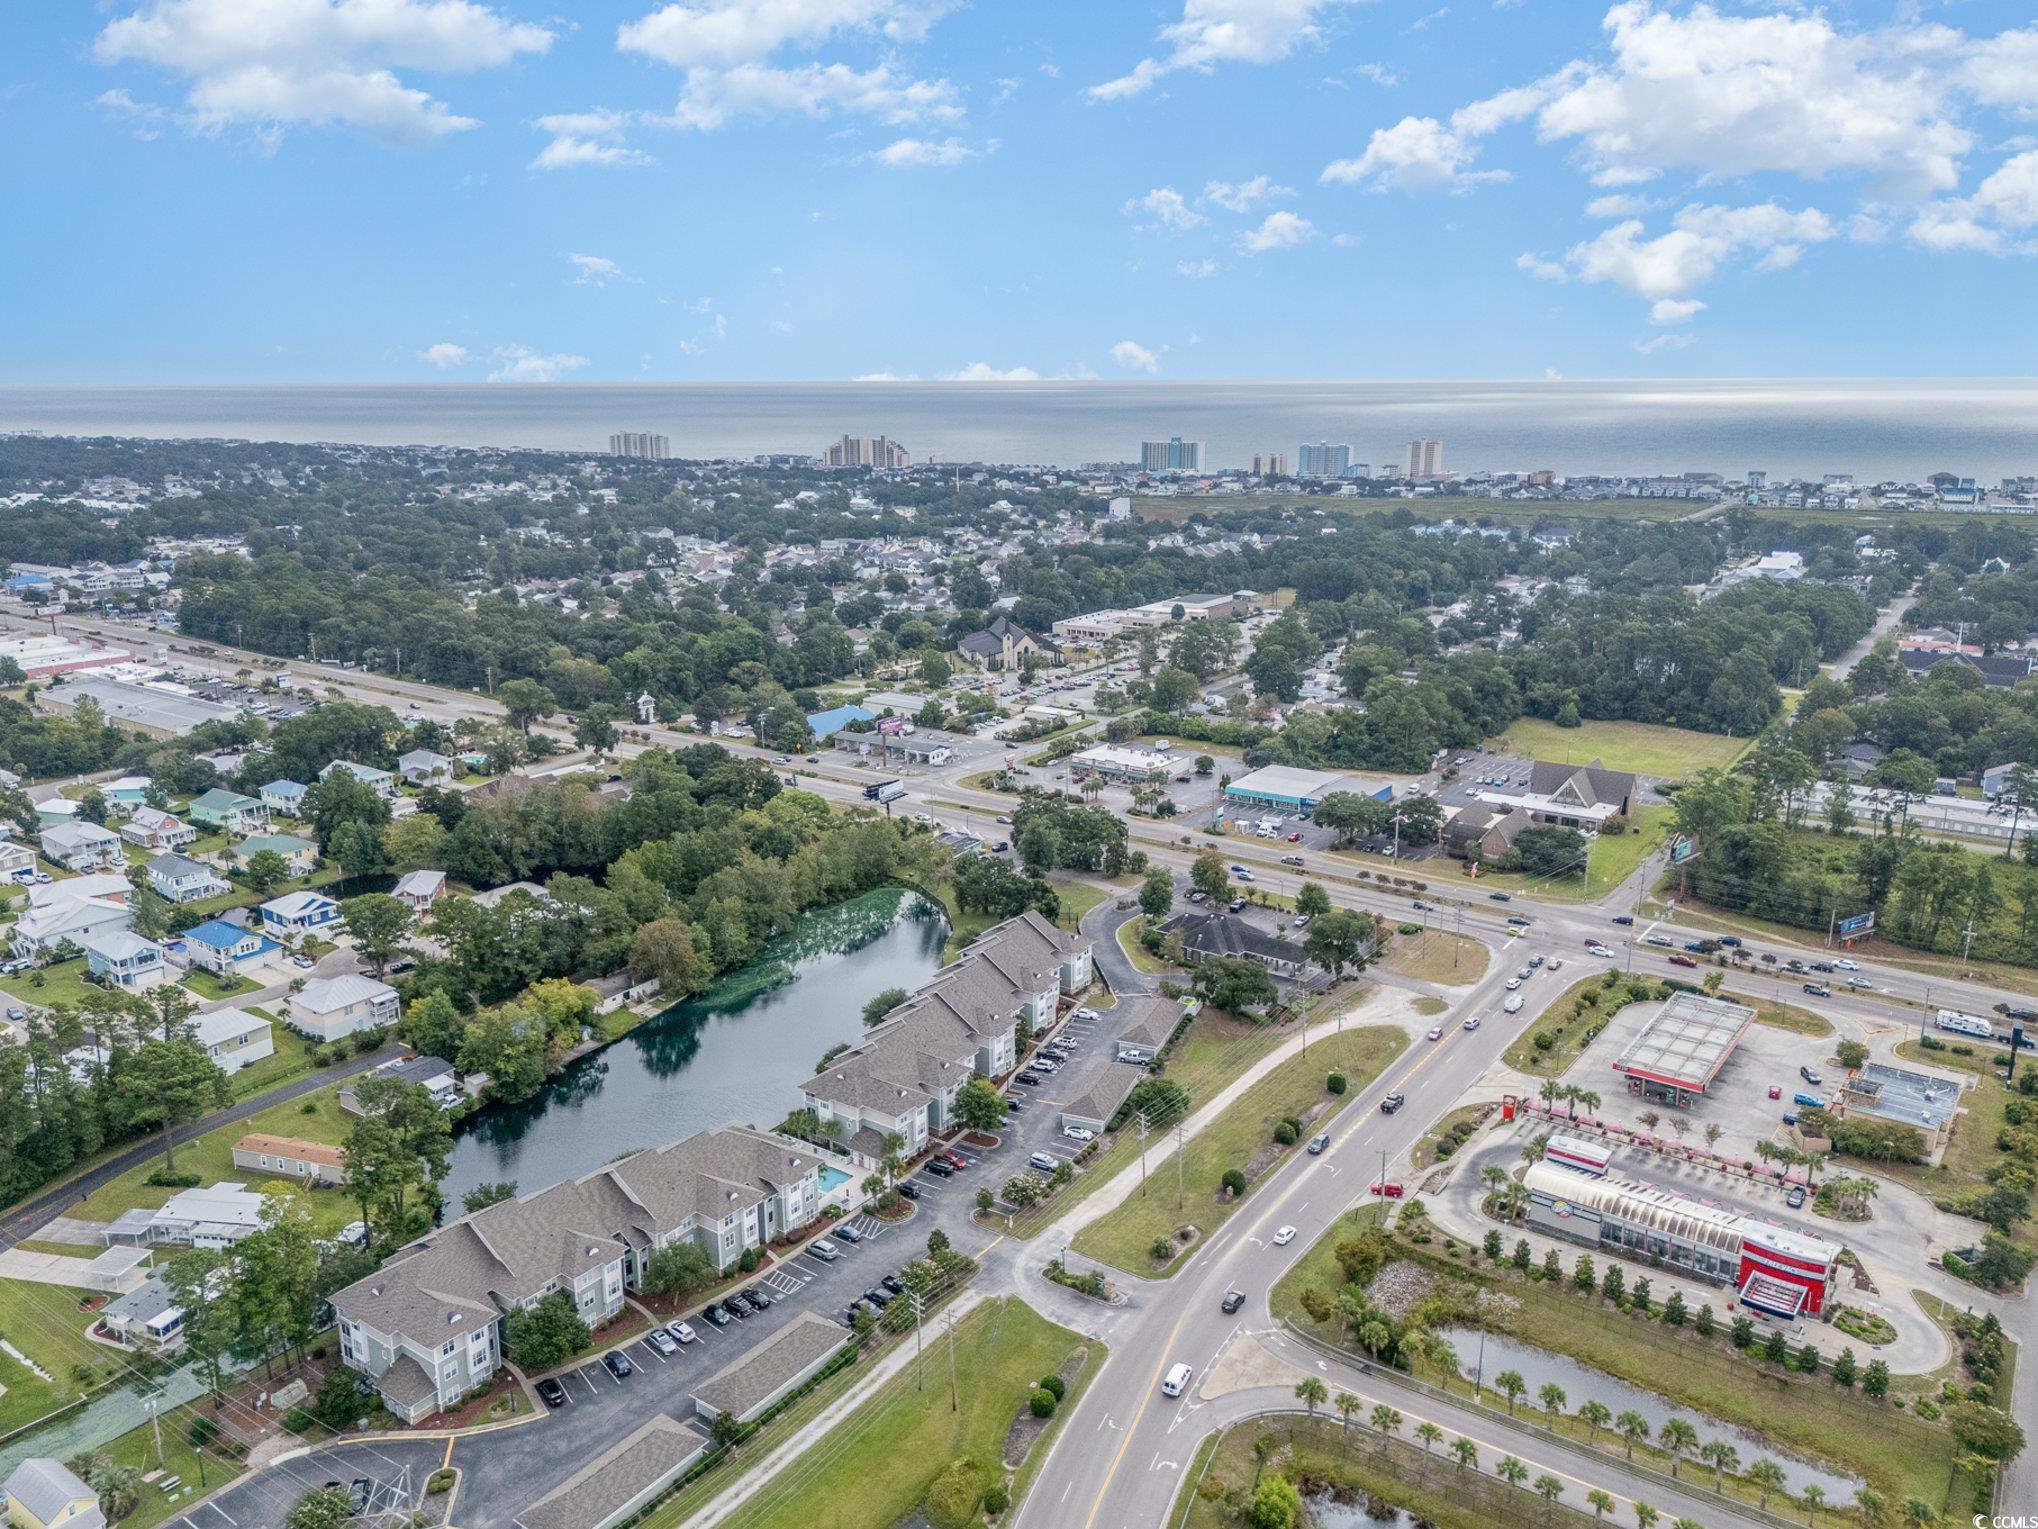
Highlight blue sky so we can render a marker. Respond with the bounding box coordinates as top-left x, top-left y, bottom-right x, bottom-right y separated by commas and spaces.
5, 0, 2037, 382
